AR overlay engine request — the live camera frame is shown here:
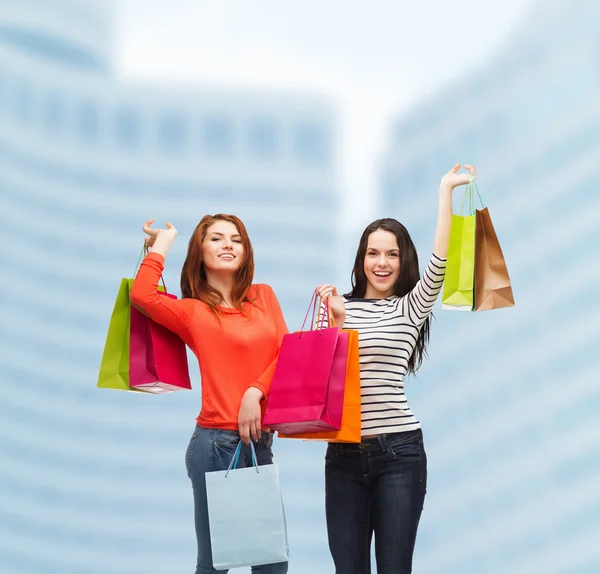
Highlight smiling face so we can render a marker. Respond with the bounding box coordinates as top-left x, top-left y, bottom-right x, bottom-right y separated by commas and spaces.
201, 220, 244, 273
363, 229, 401, 299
